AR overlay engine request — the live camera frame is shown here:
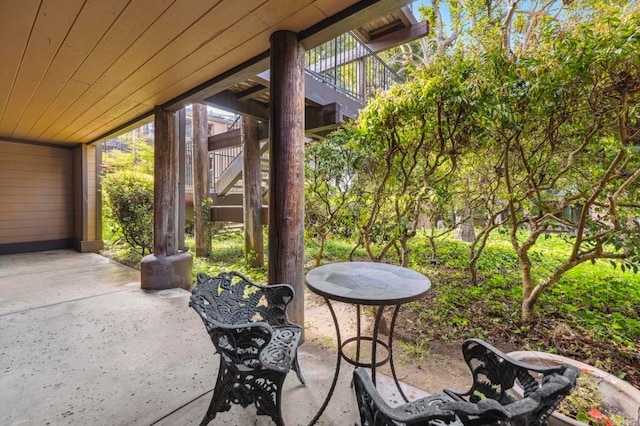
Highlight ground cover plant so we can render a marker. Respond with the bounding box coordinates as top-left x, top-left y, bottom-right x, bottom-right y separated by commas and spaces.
396, 232, 640, 389
101, 229, 640, 389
